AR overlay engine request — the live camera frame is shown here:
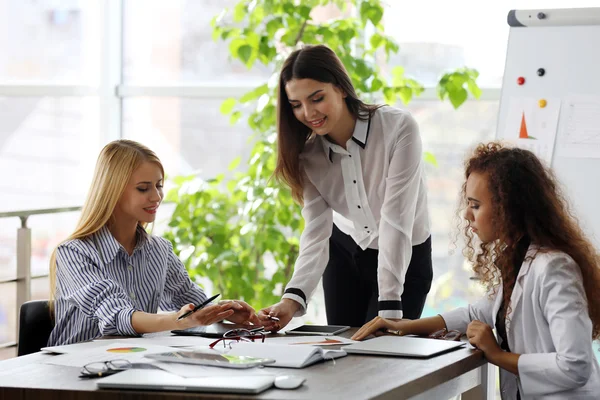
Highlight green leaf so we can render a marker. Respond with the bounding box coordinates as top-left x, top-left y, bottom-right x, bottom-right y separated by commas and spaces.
359, 2, 370, 26
370, 33, 383, 49
230, 111, 243, 125
283, 3, 295, 15
298, 5, 311, 19
228, 38, 246, 58
354, 59, 371, 78
385, 39, 399, 55
367, 4, 383, 26
212, 26, 222, 42
220, 98, 236, 115
383, 87, 395, 104
449, 88, 468, 109
240, 84, 269, 103
467, 80, 482, 99
397, 87, 413, 104
233, 2, 246, 22
266, 18, 281, 37
237, 44, 253, 65
392, 66, 405, 78
371, 78, 383, 92
423, 151, 438, 167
